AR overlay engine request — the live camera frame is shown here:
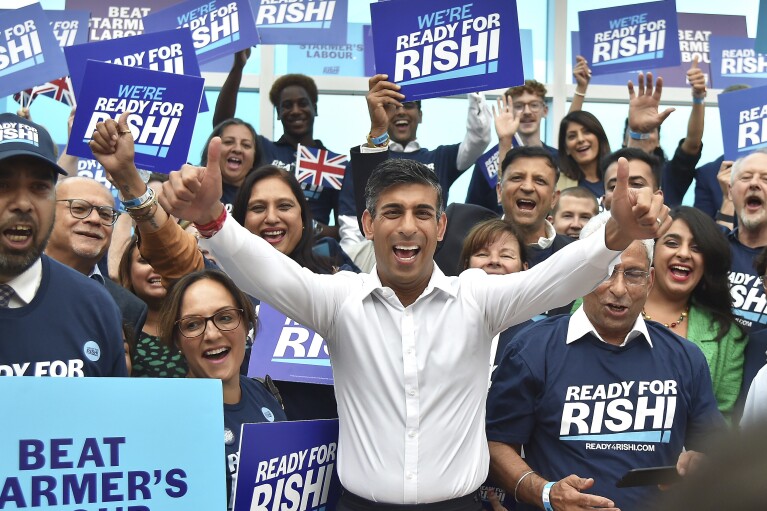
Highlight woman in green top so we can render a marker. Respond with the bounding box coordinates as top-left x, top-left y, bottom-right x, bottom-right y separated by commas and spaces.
642, 206, 746, 420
